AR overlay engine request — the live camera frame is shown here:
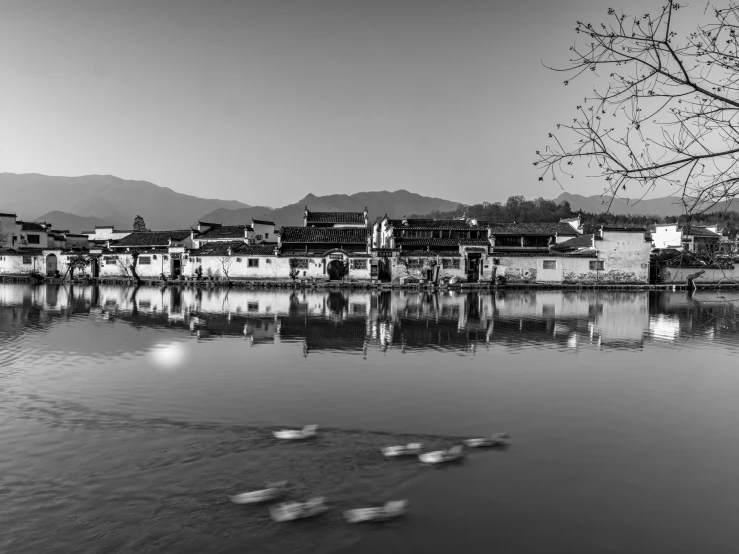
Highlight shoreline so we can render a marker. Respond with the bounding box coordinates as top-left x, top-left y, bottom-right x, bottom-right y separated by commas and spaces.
2, 275, 739, 290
